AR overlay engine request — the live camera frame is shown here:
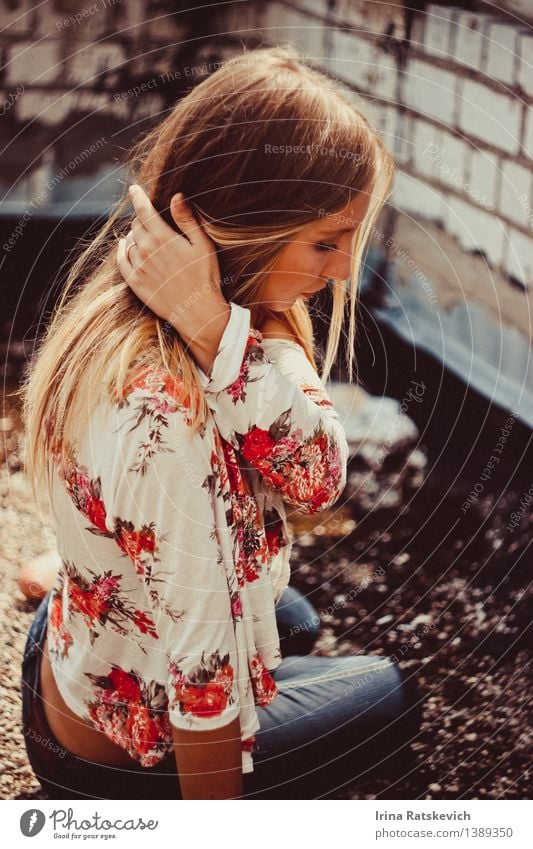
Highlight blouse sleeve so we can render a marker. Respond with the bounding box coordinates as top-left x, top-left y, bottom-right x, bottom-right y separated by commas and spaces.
196, 301, 350, 514
104, 385, 240, 733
